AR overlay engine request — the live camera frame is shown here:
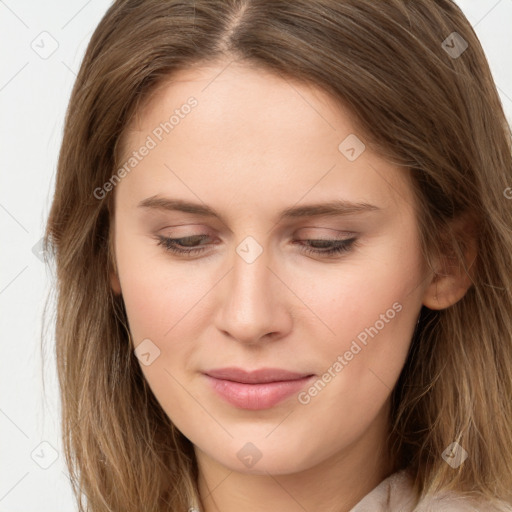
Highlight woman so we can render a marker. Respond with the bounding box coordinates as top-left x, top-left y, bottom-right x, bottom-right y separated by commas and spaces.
44, 0, 512, 510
